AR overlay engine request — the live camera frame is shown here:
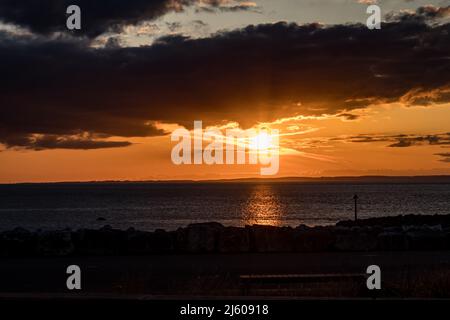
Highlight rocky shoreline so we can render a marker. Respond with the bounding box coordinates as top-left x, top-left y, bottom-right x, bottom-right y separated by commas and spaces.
2, 214, 450, 257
